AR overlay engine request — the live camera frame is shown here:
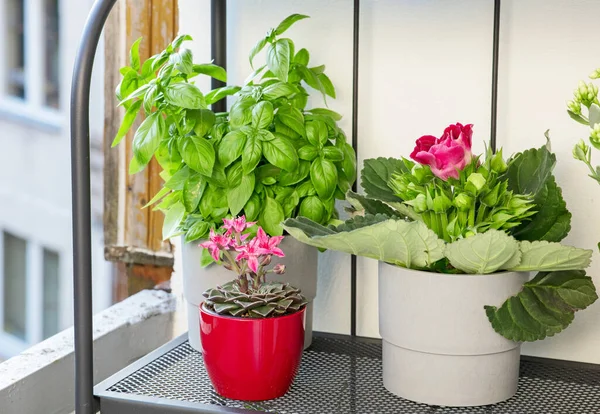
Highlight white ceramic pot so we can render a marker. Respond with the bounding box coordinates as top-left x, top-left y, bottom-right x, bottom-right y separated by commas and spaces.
182, 236, 317, 352
378, 262, 530, 407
